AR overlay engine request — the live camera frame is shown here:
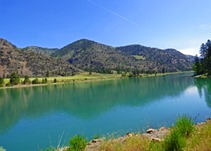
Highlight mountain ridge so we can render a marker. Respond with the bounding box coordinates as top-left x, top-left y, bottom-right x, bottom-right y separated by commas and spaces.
0, 37, 194, 77
0, 38, 80, 77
